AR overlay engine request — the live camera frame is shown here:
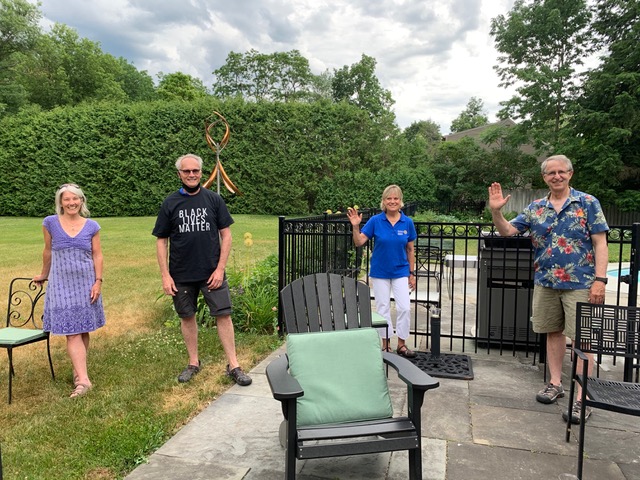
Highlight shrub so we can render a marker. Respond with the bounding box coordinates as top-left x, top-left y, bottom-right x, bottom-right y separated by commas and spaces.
229, 254, 279, 334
